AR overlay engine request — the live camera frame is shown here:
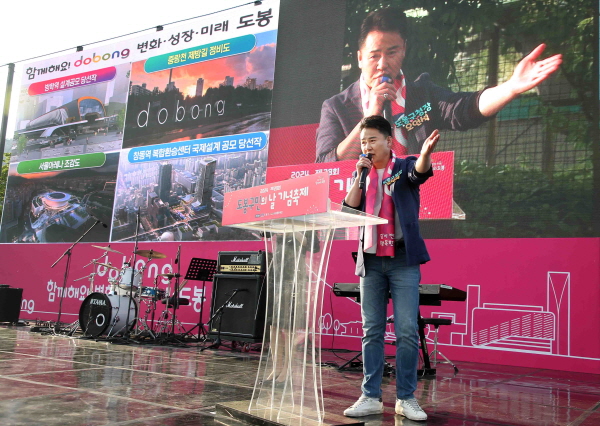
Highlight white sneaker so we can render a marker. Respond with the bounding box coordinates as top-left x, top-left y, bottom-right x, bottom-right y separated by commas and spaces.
343, 395, 384, 417
395, 398, 427, 421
